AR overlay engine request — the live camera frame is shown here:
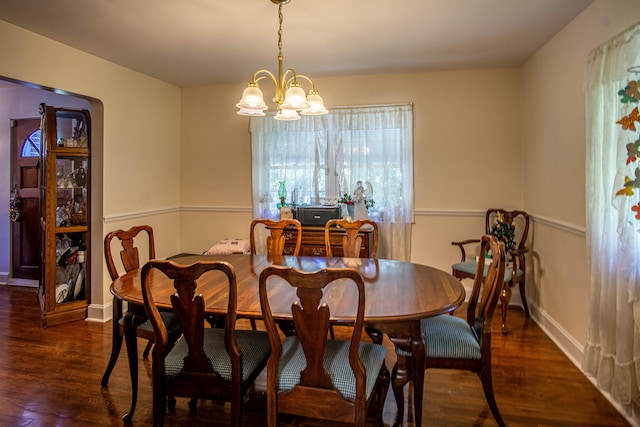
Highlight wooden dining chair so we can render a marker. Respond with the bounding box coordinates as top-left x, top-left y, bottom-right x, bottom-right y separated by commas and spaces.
451, 208, 530, 334
396, 234, 507, 427
259, 265, 390, 427
249, 218, 302, 333
324, 218, 378, 258
249, 218, 302, 257
141, 259, 271, 427
100, 225, 181, 387
324, 218, 379, 341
